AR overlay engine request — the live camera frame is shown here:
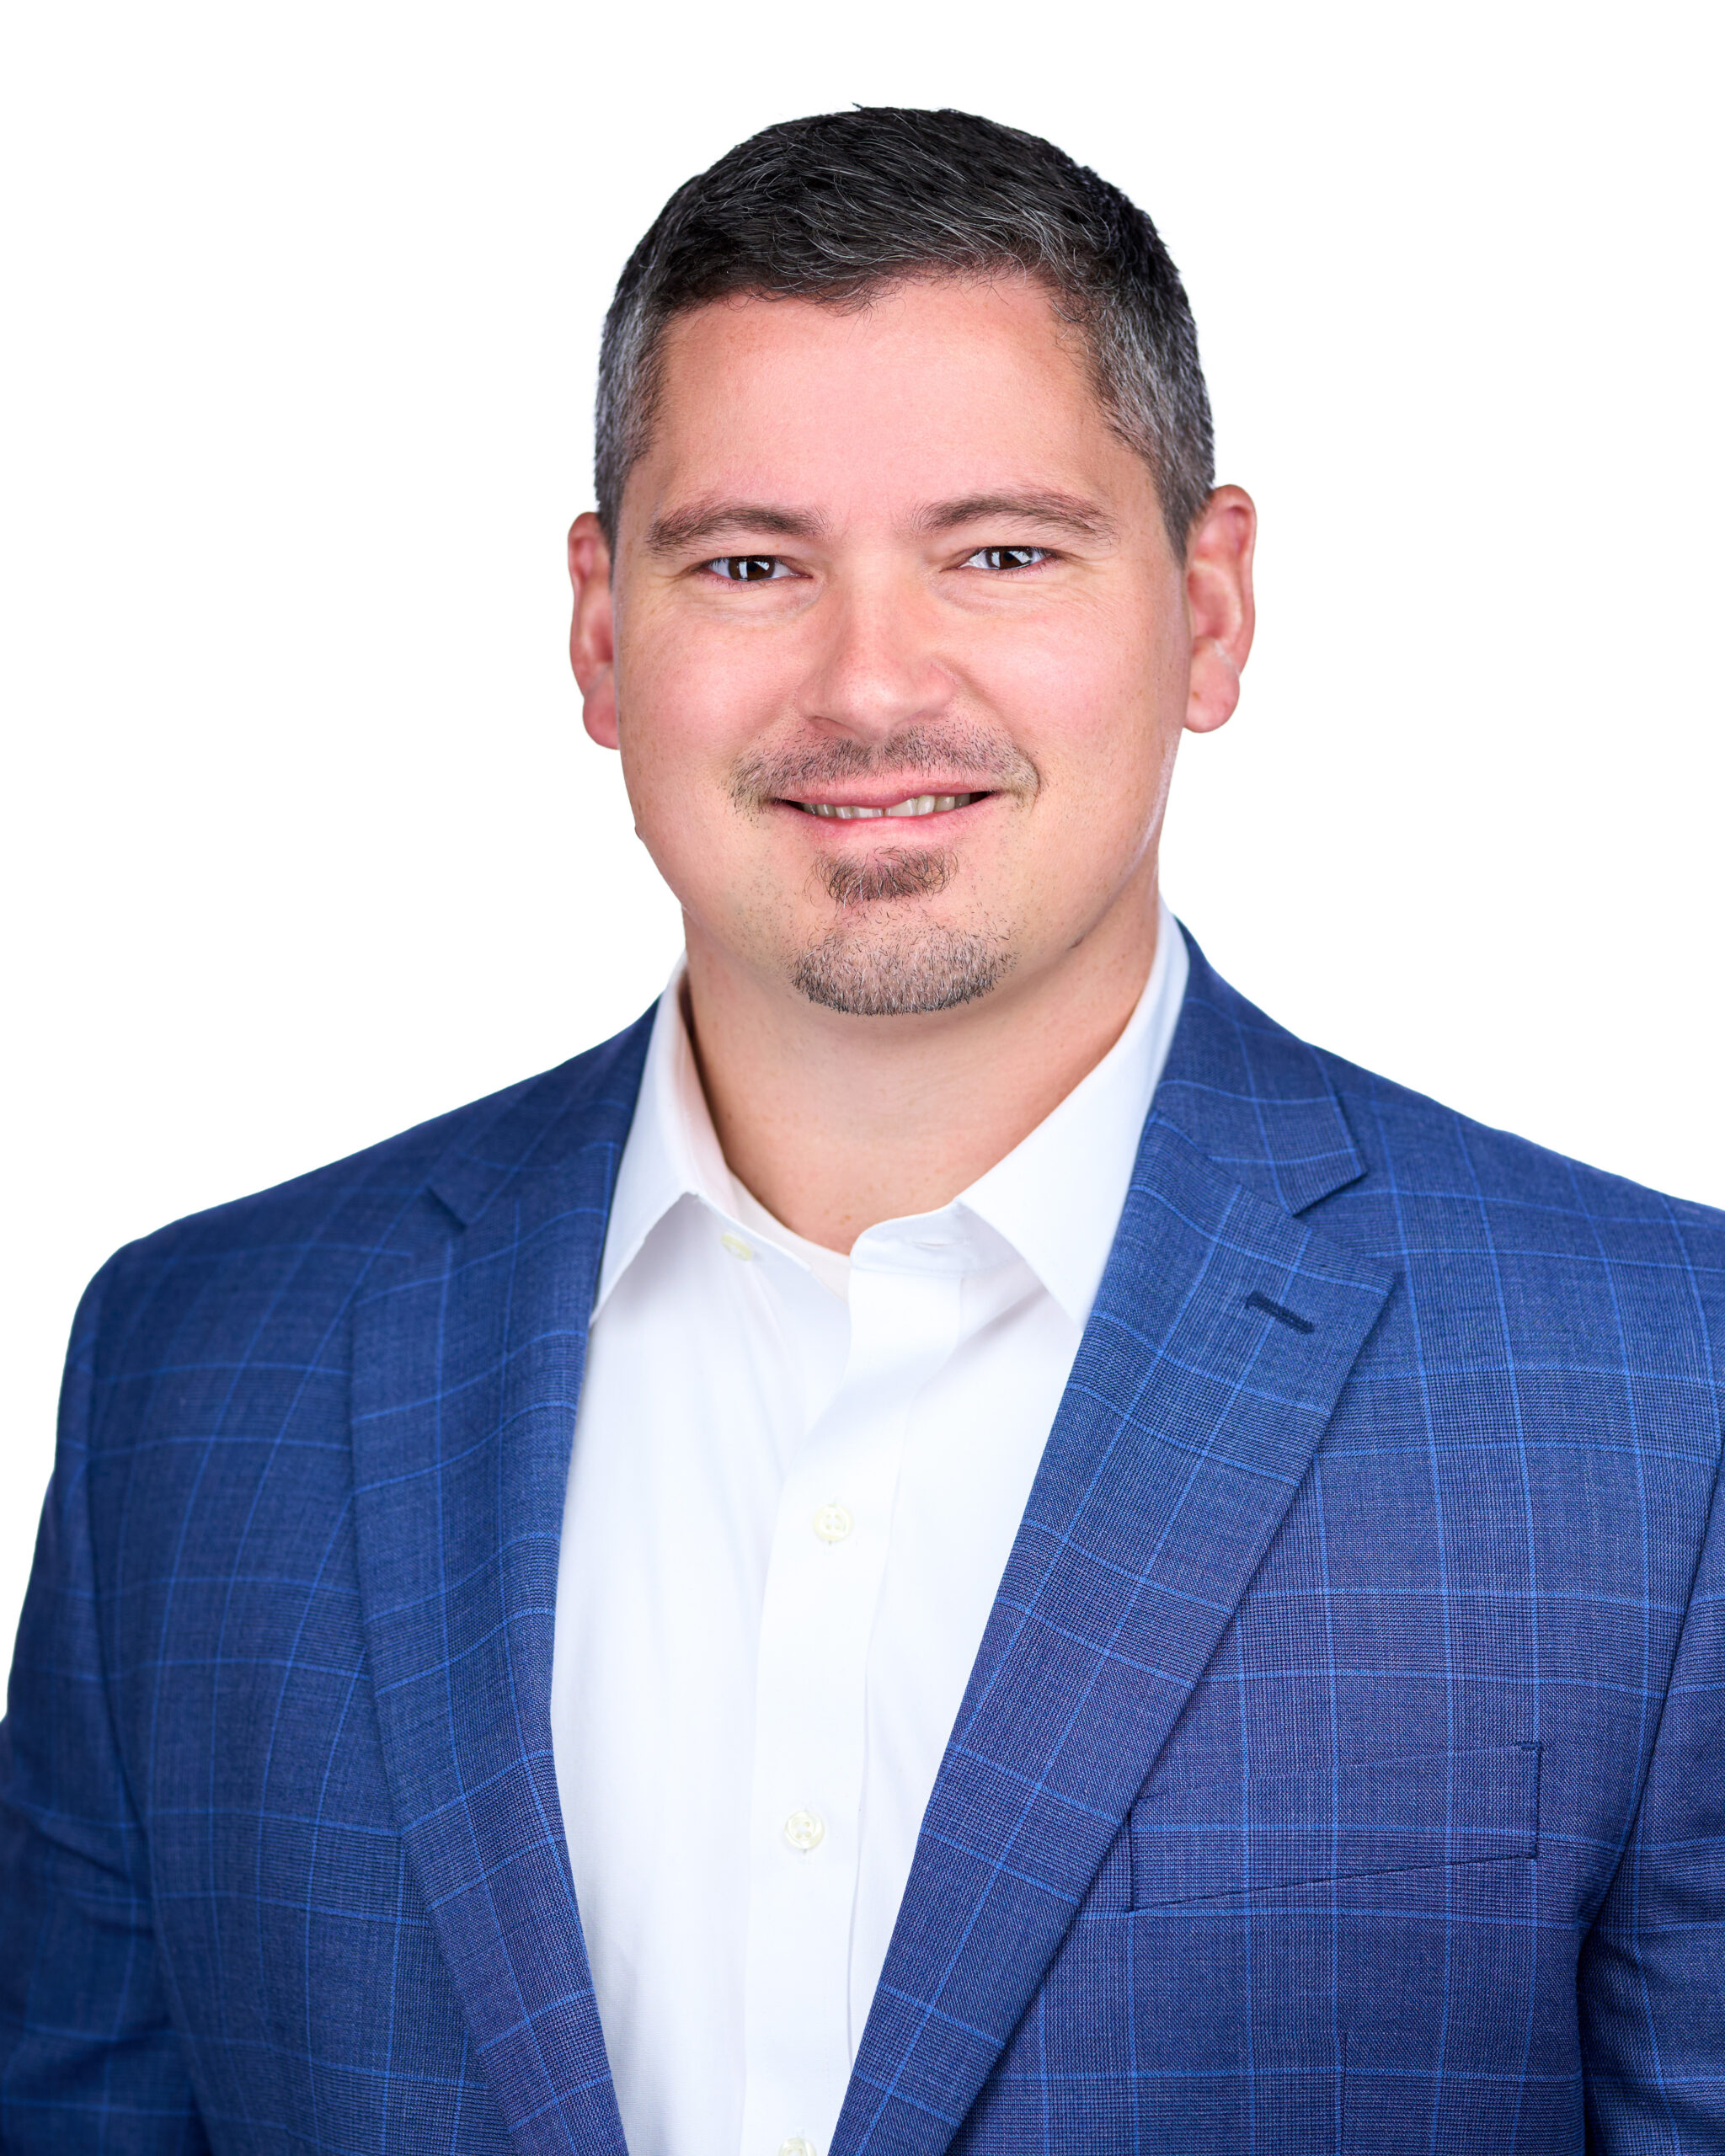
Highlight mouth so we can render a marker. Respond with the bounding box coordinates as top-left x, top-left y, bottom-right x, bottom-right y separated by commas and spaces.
788, 791, 988, 821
